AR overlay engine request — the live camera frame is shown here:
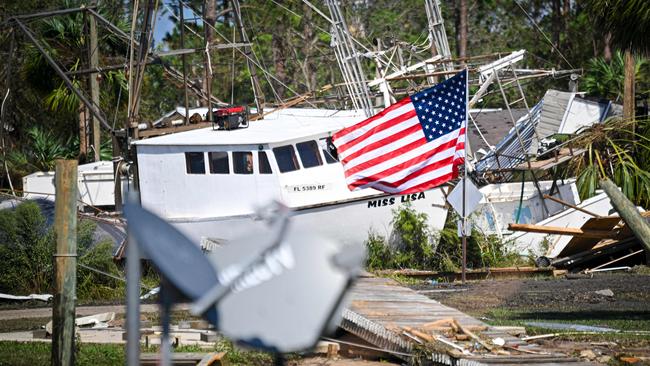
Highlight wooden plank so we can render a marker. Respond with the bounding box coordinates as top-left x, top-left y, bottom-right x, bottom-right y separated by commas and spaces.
508, 223, 619, 238
345, 276, 586, 364
558, 216, 625, 257
197, 352, 228, 366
